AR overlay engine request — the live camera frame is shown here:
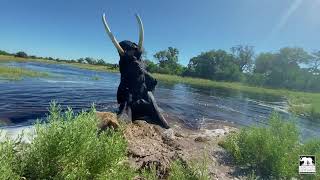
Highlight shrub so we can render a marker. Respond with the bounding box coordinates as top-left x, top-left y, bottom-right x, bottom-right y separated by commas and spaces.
0, 102, 136, 179
22, 102, 131, 179
15, 51, 28, 58
168, 158, 210, 180
96, 59, 107, 66
0, 140, 21, 180
0, 102, 214, 179
246, 73, 267, 86
222, 113, 320, 179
